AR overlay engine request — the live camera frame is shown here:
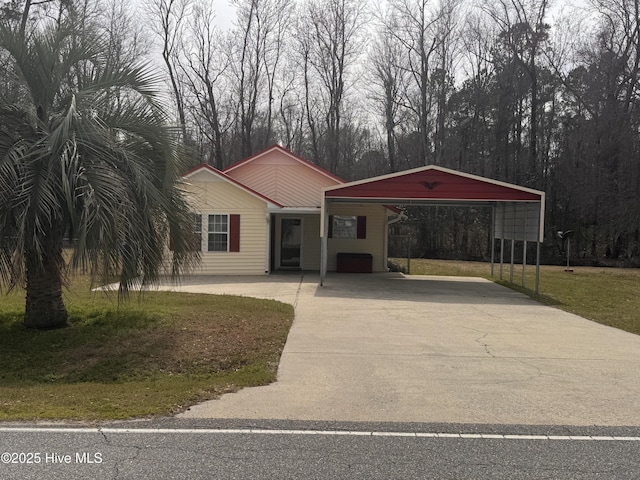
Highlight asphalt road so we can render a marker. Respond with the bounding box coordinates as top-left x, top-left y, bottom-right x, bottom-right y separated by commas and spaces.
1, 419, 639, 479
